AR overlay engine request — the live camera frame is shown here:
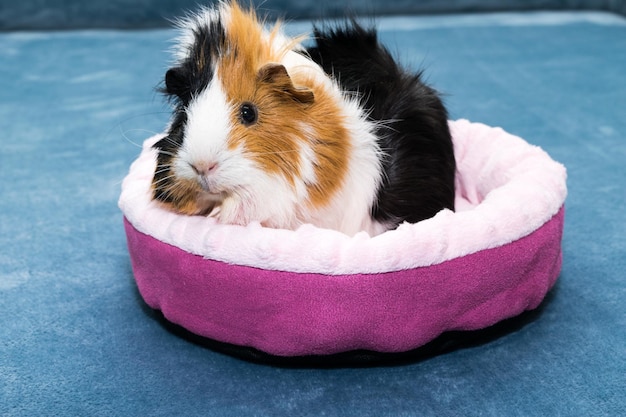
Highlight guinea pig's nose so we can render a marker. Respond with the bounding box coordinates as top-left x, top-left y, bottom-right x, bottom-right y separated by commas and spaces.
190, 161, 218, 176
